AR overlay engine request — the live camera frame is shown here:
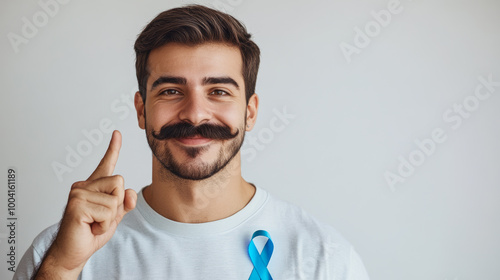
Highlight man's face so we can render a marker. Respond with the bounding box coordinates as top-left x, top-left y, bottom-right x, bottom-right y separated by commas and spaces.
135, 42, 256, 180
